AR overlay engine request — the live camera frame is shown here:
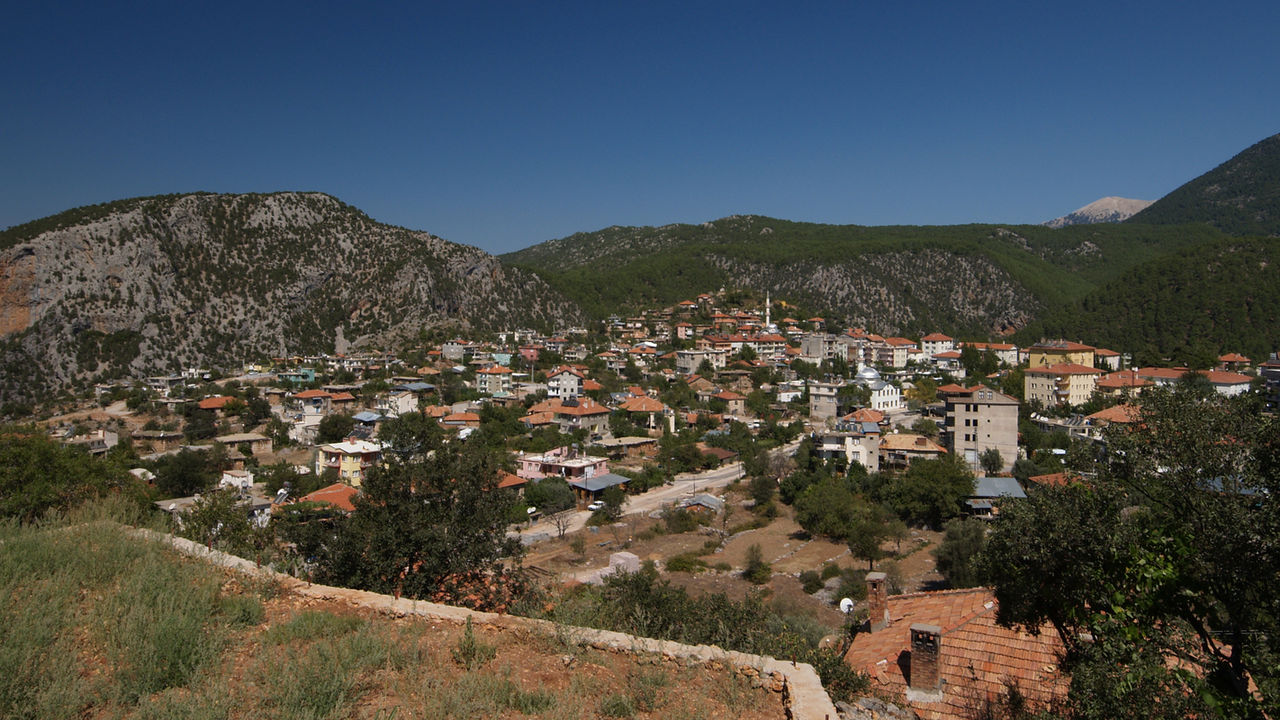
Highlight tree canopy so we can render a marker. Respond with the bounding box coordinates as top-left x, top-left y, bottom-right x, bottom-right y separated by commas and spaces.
315, 416, 523, 608
979, 388, 1279, 718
